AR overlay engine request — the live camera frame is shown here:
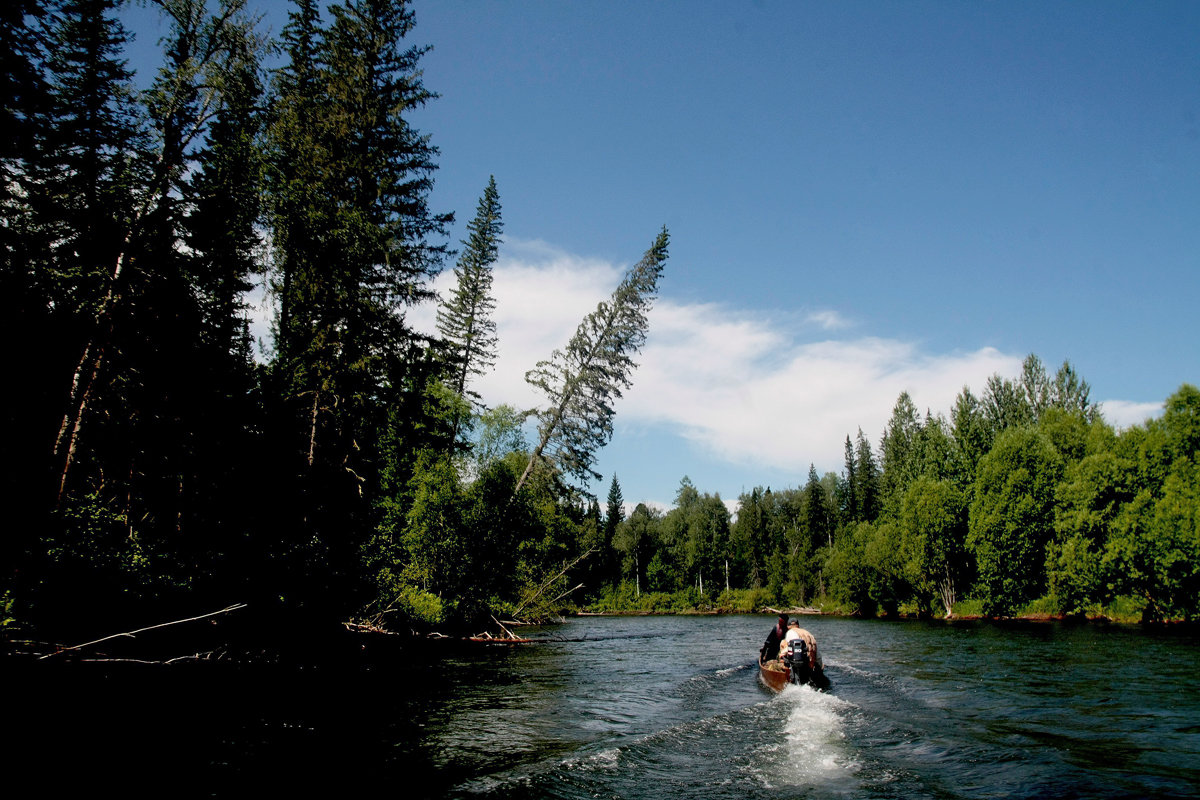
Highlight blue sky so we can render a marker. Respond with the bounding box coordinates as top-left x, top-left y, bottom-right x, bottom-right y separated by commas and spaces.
127, 1, 1199, 510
